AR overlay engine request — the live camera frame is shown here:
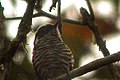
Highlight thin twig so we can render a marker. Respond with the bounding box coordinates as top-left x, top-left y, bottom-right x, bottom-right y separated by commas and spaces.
86, 0, 95, 20
57, 0, 61, 17
5, 10, 83, 25
57, 0, 62, 34
5, 17, 22, 20
53, 51, 120, 80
